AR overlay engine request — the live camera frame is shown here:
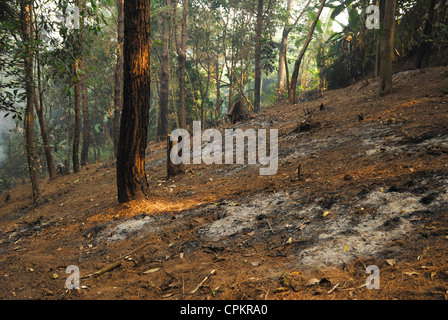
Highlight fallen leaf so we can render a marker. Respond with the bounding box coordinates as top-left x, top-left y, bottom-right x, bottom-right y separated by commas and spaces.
403, 271, 419, 276
386, 259, 396, 266
323, 211, 331, 217
143, 268, 160, 274
344, 244, 349, 252
306, 278, 320, 286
